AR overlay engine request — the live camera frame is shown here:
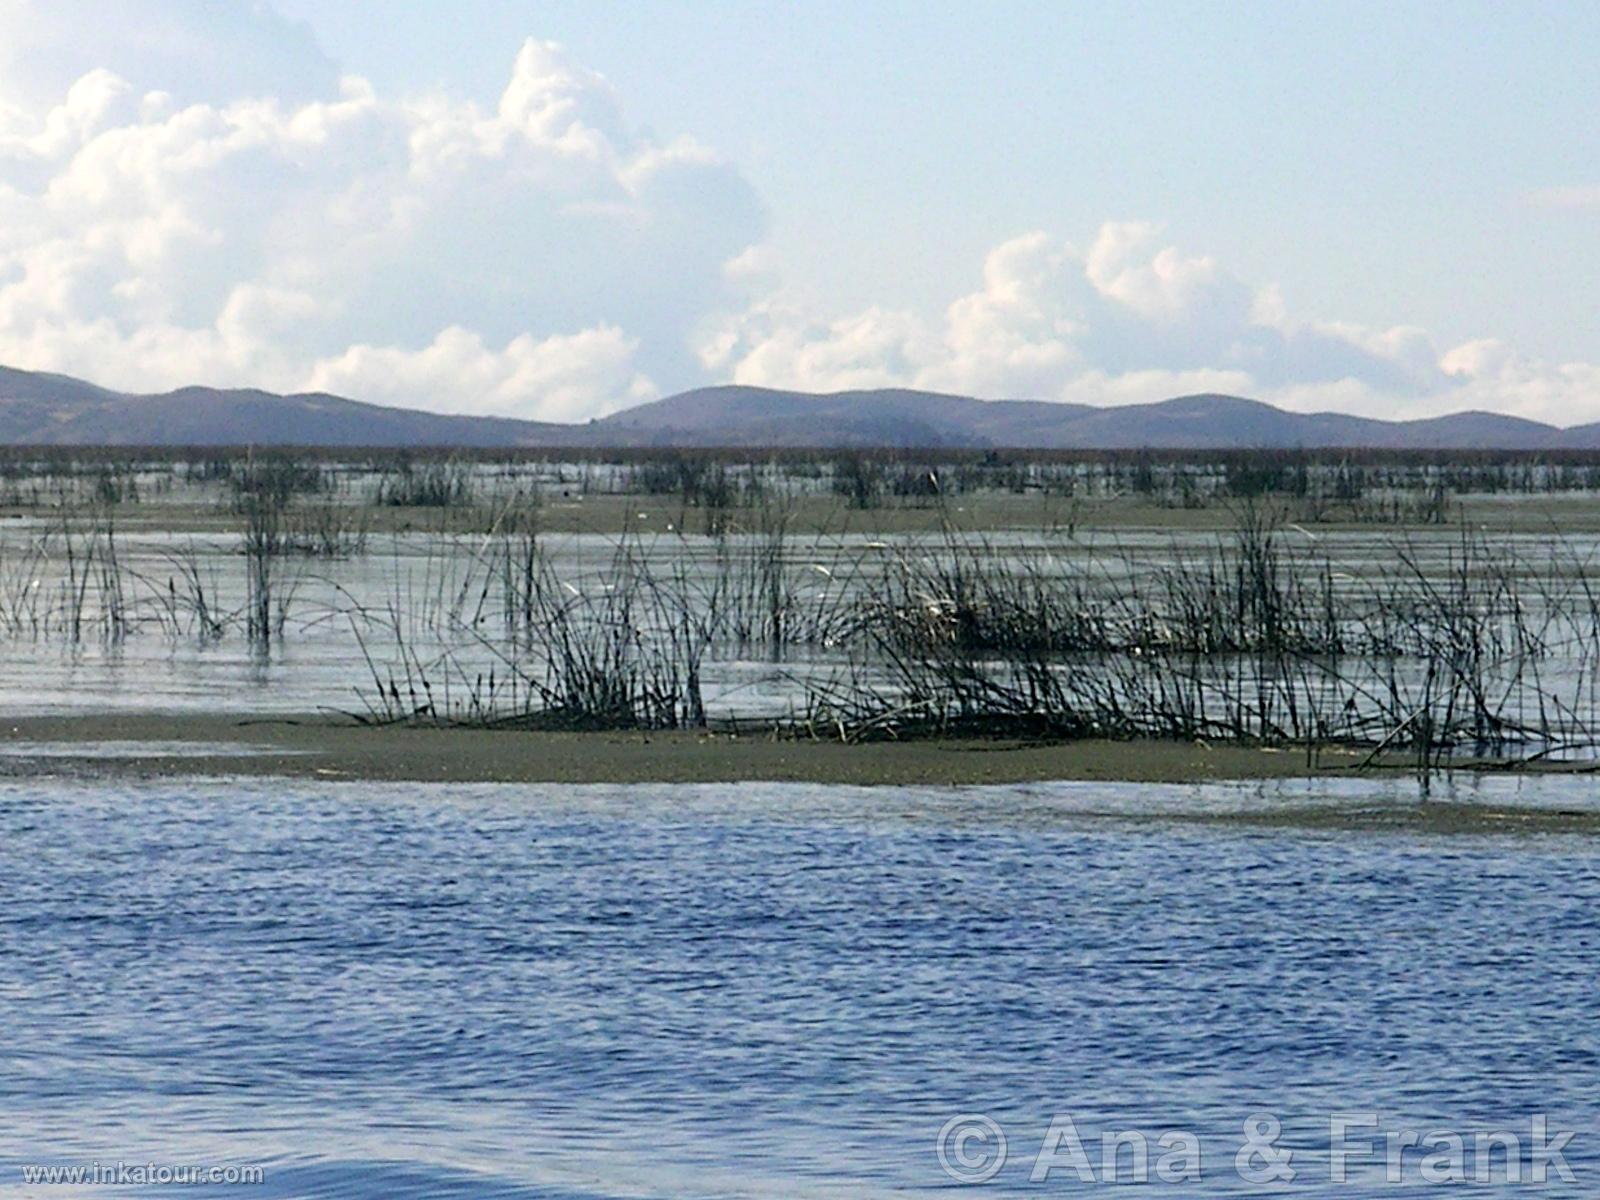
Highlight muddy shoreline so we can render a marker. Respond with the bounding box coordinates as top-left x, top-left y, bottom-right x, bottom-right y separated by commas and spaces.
8, 714, 1599, 834
0, 711, 1581, 785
